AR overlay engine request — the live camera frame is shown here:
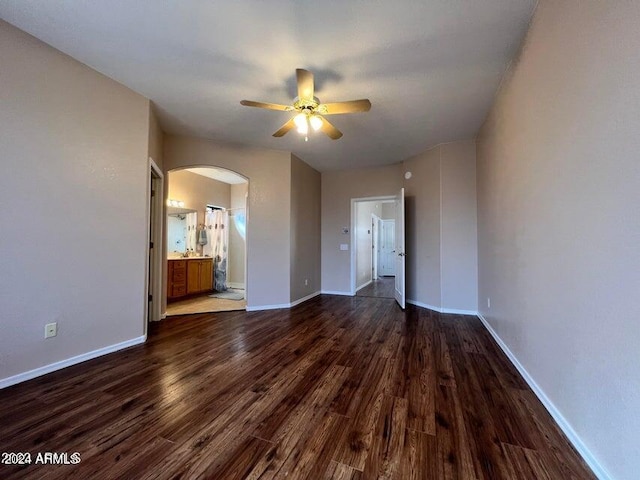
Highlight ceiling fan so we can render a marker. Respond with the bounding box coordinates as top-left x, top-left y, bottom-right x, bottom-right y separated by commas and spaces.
240, 68, 371, 140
